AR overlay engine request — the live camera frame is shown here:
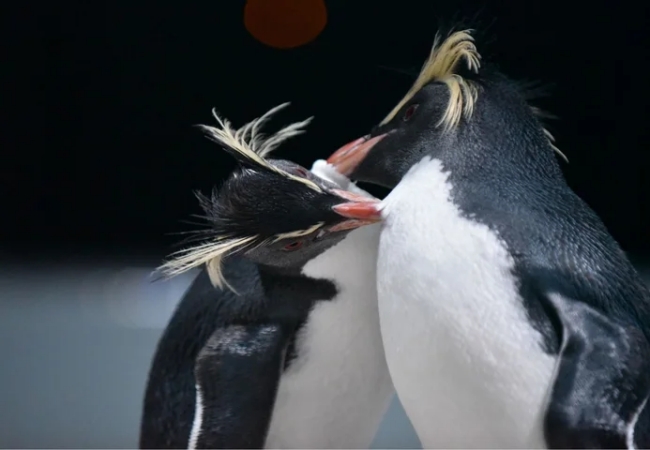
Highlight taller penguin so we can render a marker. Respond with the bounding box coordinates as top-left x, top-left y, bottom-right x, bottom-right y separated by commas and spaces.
327, 30, 650, 448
